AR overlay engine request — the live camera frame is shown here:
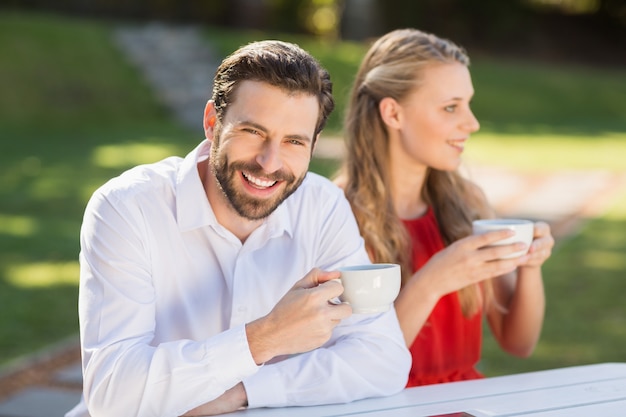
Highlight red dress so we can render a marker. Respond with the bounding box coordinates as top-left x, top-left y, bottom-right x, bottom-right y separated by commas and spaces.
402, 207, 484, 387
